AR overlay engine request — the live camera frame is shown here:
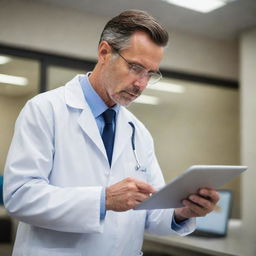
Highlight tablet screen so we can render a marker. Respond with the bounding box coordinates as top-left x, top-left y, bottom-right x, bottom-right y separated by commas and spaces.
193, 190, 232, 237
